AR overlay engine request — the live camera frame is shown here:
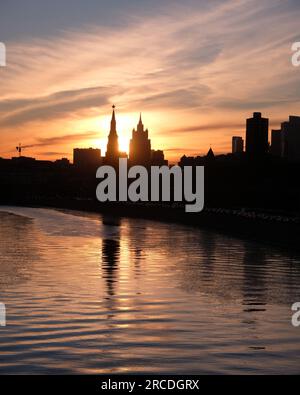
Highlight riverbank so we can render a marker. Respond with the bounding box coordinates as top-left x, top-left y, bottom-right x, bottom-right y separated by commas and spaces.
1, 196, 300, 252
